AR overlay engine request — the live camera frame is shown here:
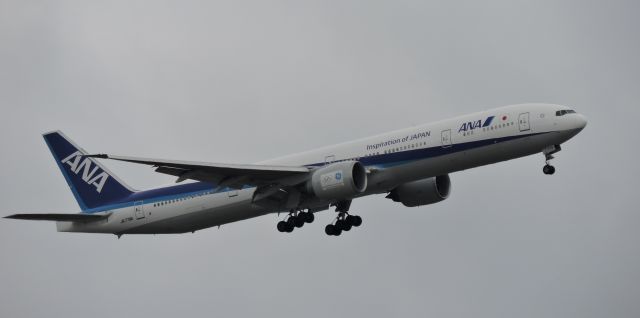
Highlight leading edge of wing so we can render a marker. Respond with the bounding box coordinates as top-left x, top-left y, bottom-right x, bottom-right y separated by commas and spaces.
5, 213, 109, 222
86, 154, 311, 175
